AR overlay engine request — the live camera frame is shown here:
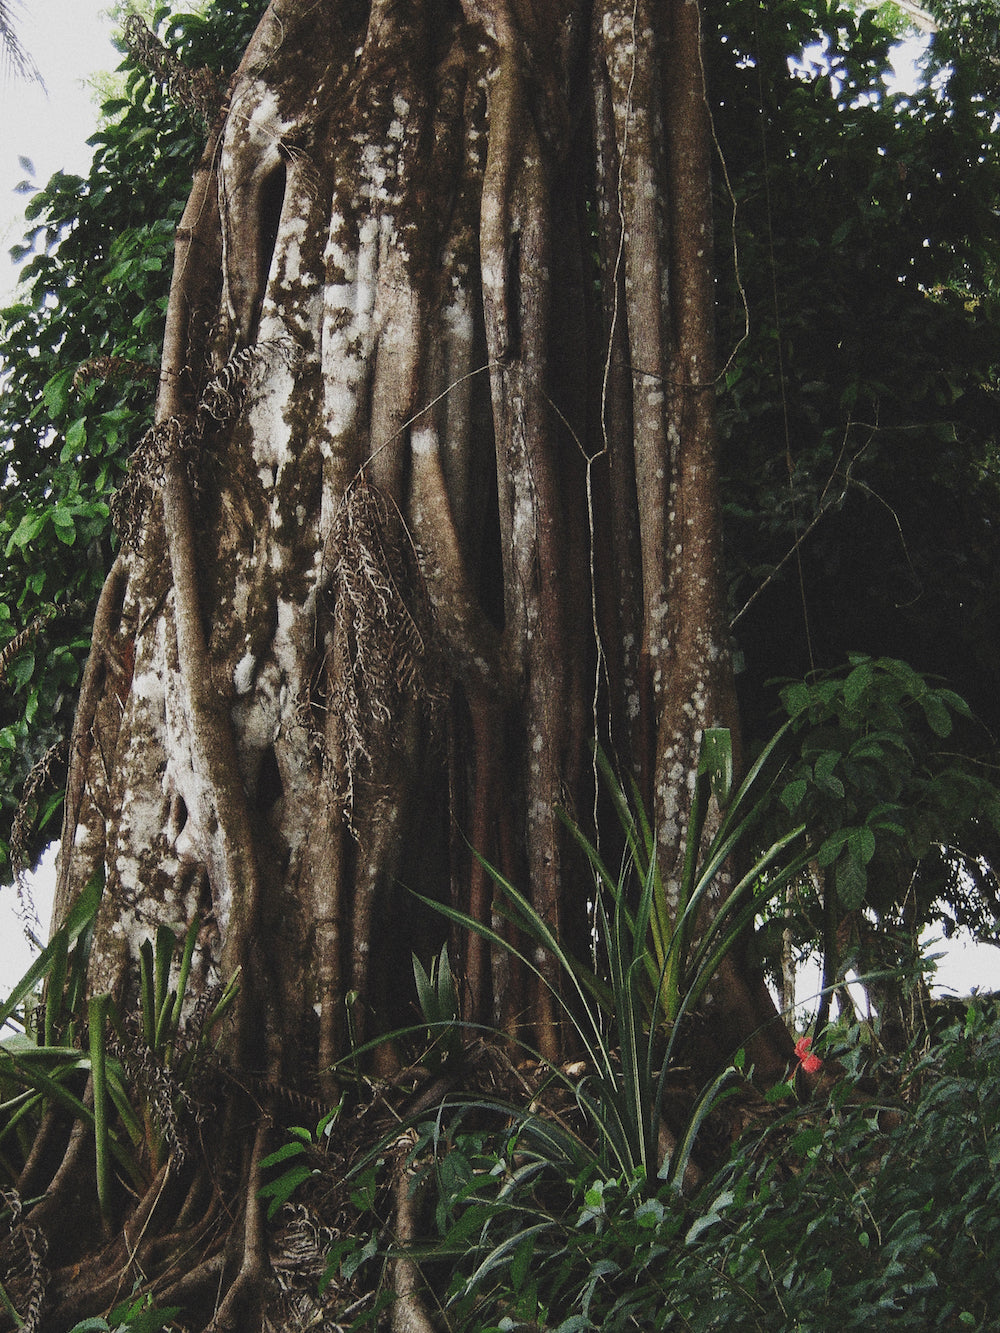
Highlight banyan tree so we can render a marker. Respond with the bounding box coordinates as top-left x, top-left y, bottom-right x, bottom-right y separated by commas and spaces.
9, 0, 797, 1326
